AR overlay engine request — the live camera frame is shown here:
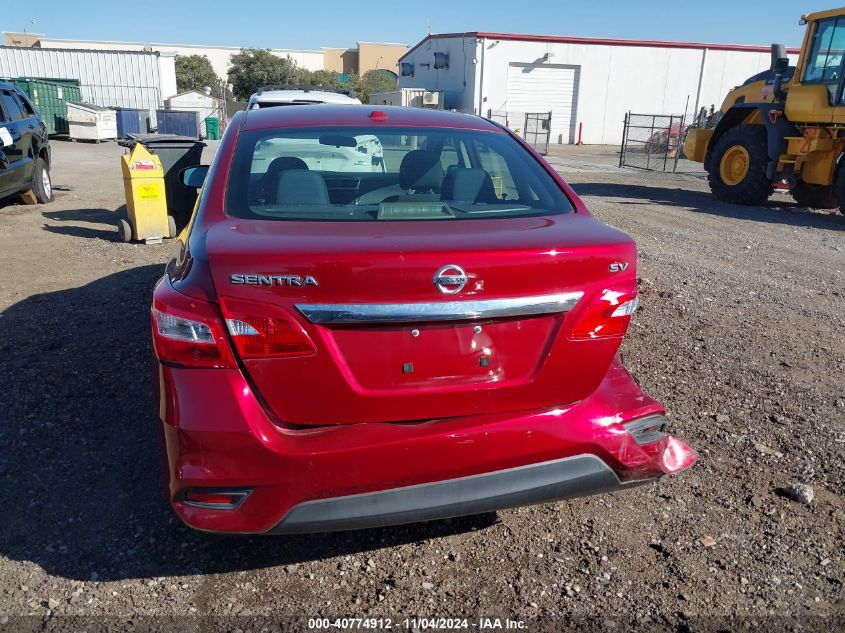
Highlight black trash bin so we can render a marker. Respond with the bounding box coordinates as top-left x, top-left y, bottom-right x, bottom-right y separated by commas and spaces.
120, 134, 206, 230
